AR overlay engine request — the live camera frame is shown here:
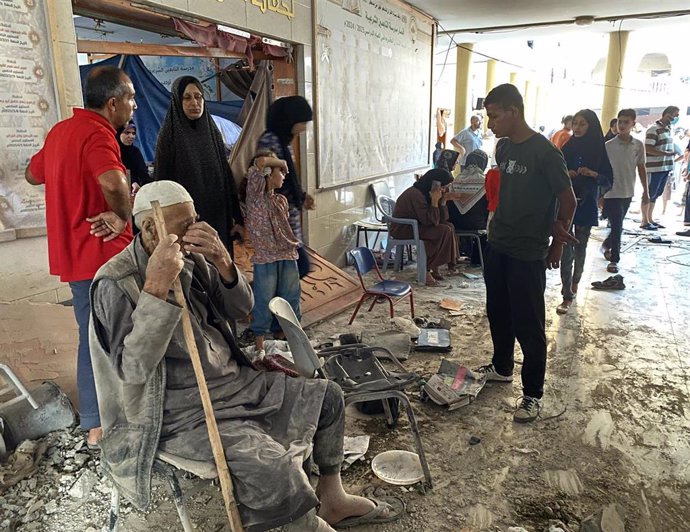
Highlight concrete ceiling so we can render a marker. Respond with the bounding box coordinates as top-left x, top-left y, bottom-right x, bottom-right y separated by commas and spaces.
406, 0, 690, 41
